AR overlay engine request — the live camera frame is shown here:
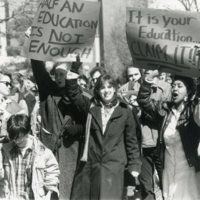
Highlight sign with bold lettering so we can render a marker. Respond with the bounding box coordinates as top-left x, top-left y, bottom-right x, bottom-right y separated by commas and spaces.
23, 0, 100, 62
126, 8, 200, 77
